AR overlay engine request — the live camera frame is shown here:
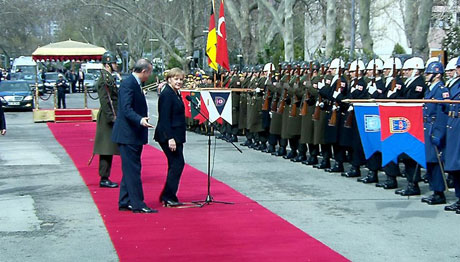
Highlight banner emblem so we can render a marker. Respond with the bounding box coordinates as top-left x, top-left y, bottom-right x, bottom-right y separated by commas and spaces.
364, 115, 380, 132
389, 117, 411, 133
